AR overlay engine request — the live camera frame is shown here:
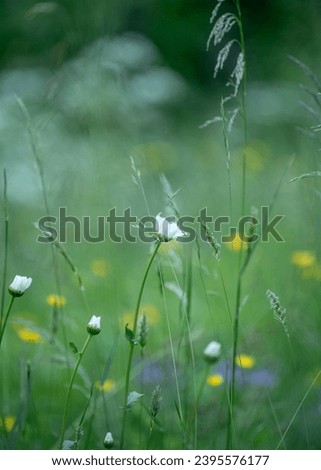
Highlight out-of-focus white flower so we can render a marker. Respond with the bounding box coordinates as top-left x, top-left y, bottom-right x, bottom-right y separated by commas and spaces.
155, 214, 186, 242
8, 275, 32, 297
203, 341, 221, 363
103, 432, 114, 449
87, 315, 101, 336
